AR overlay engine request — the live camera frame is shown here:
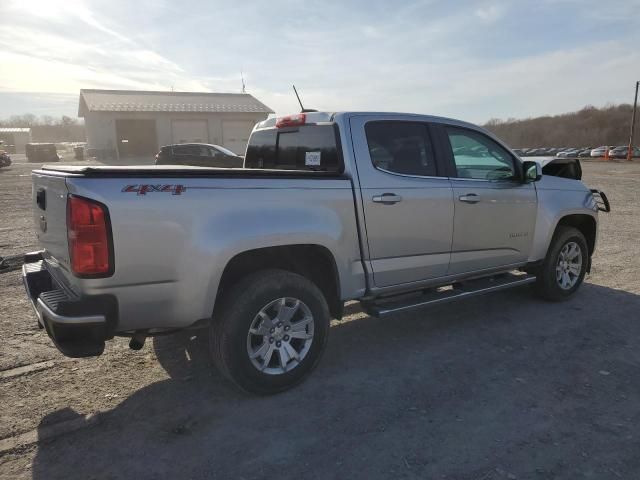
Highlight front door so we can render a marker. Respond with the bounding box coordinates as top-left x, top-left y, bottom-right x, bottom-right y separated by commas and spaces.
350, 116, 454, 288
441, 125, 537, 275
